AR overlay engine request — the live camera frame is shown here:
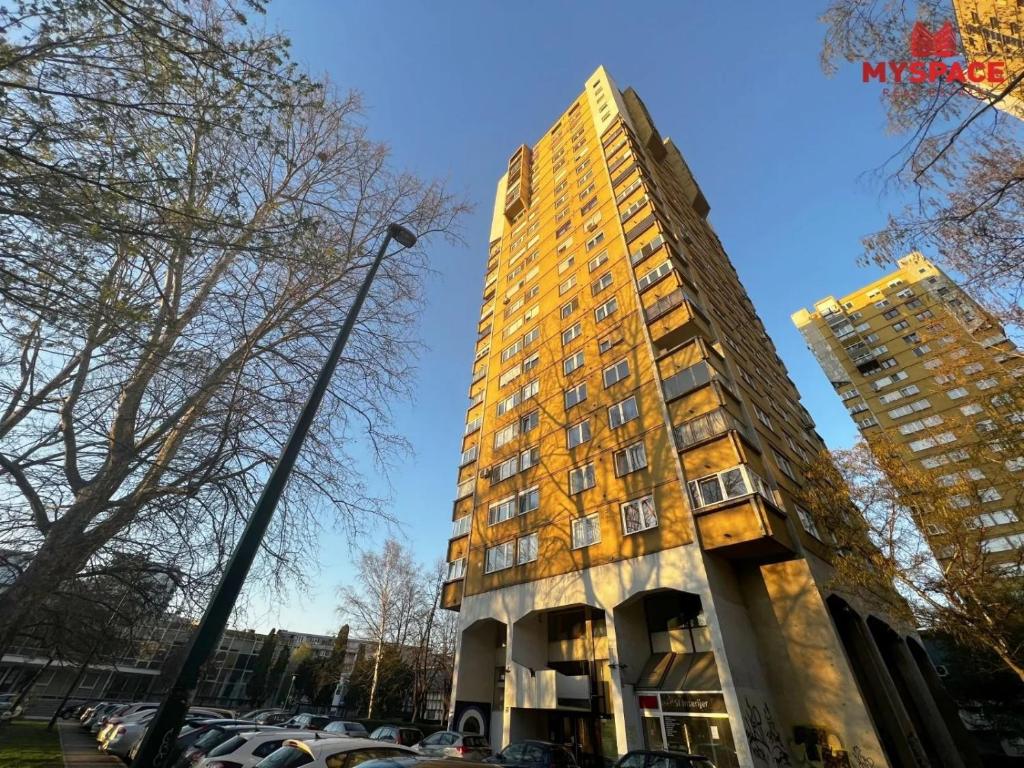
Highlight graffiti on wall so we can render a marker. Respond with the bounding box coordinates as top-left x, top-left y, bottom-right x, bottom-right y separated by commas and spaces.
743, 698, 792, 768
